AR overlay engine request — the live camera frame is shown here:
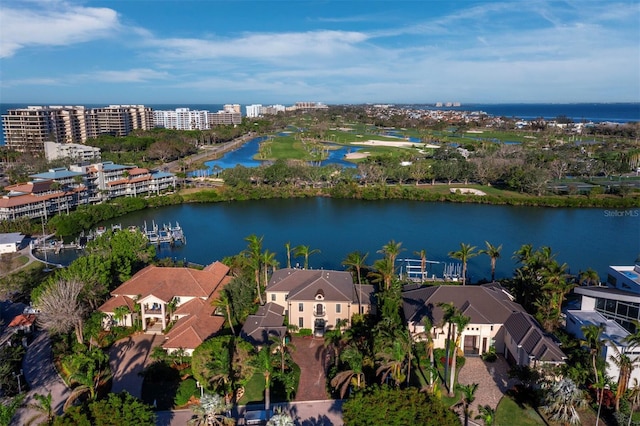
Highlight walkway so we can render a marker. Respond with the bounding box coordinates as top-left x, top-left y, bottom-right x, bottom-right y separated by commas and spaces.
290, 336, 329, 401
456, 355, 518, 410
11, 331, 70, 425
109, 334, 163, 398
